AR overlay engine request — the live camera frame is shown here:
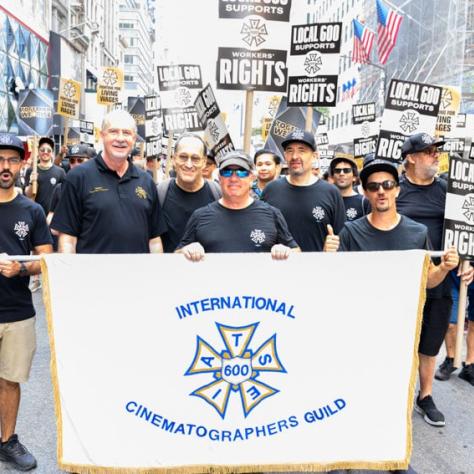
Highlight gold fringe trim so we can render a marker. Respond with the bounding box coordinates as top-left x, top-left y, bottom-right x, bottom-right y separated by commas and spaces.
40, 258, 65, 465
45, 254, 431, 474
